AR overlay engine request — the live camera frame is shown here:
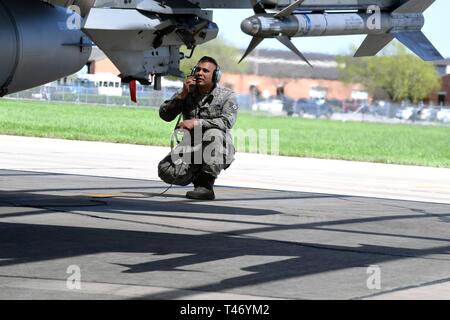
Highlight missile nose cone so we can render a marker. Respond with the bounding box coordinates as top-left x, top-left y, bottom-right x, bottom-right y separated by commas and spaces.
241, 17, 260, 36
241, 19, 253, 34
